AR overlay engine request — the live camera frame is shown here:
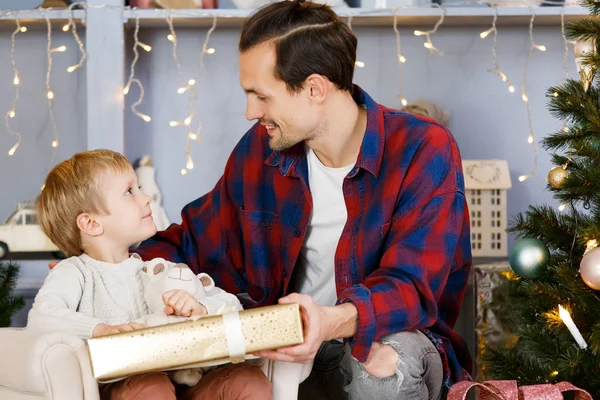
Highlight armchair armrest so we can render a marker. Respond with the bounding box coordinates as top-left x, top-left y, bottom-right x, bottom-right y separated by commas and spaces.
0, 328, 99, 400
